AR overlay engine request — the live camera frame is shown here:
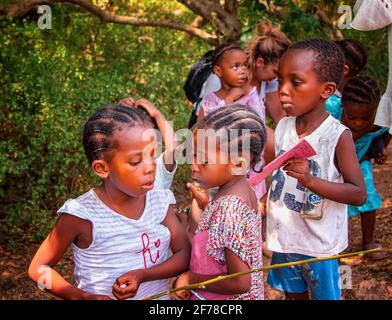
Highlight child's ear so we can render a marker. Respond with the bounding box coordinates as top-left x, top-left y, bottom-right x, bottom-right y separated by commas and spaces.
92, 159, 109, 179
255, 57, 265, 68
321, 82, 337, 100
343, 64, 351, 77
213, 65, 222, 77
230, 157, 249, 176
